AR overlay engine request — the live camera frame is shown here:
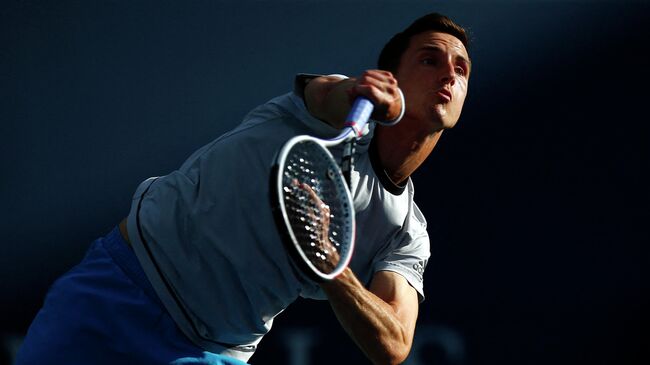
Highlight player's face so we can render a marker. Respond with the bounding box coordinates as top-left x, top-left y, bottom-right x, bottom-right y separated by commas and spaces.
395, 31, 471, 131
